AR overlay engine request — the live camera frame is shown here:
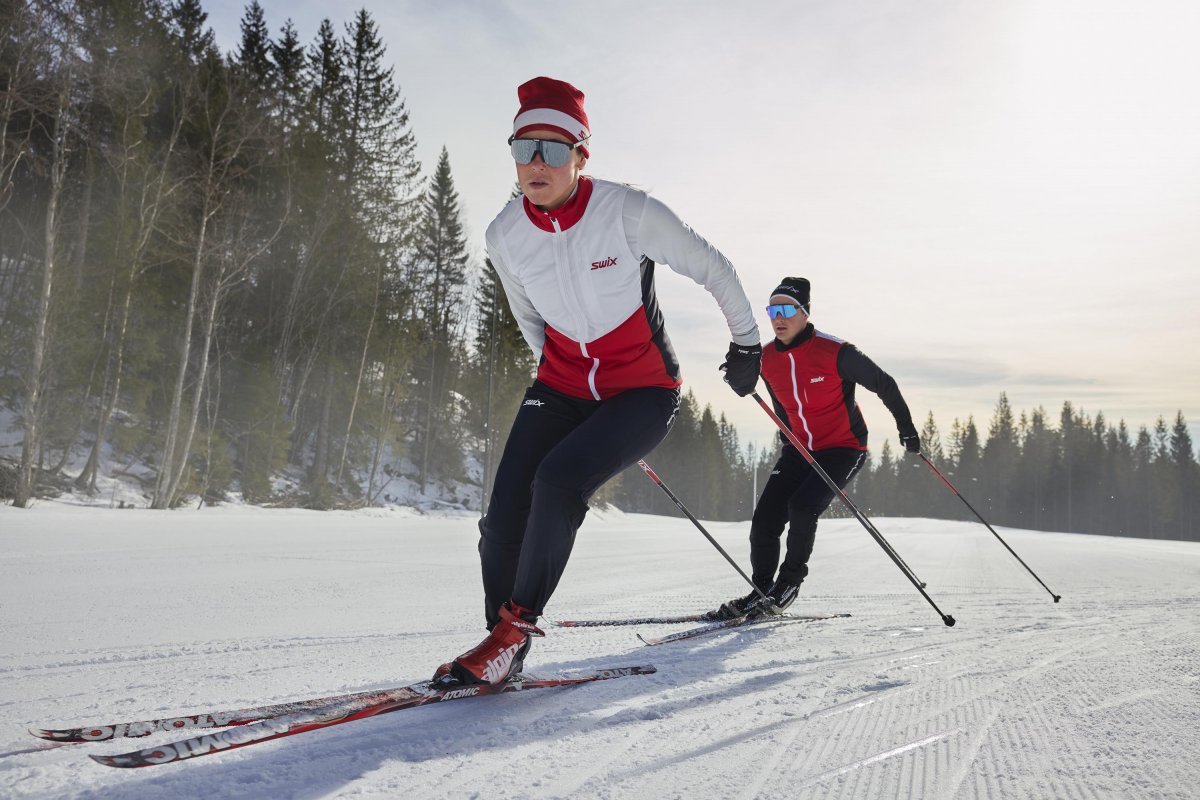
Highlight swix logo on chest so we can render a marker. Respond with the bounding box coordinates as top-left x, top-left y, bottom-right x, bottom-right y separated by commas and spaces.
590, 256, 618, 270
523, 399, 545, 407
810, 376, 825, 384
